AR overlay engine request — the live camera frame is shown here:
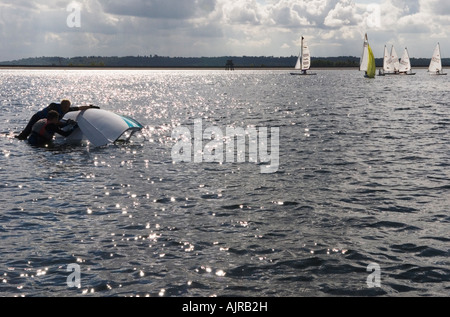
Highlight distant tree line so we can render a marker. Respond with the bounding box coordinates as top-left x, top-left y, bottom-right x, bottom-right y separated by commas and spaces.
0, 55, 448, 68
